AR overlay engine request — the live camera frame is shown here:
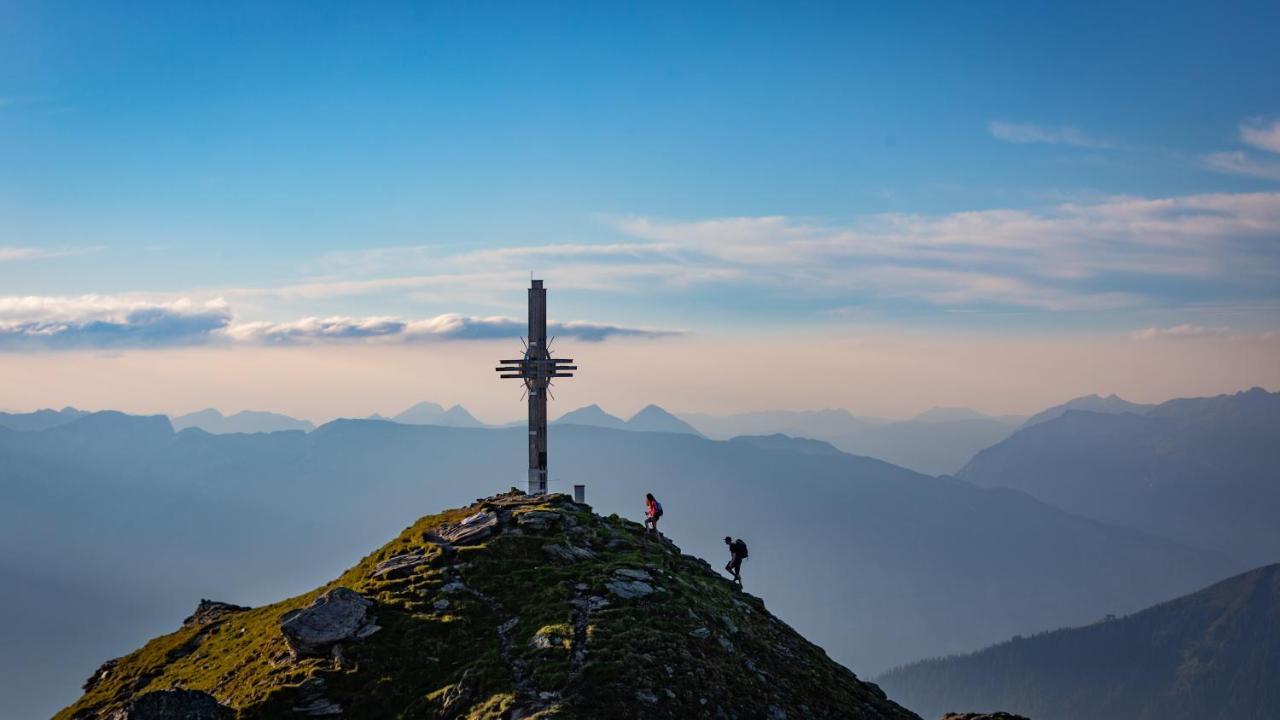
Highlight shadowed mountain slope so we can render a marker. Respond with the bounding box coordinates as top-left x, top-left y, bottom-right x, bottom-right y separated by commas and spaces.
878, 563, 1280, 720
57, 491, 918, 720
959, 387, 1280, 565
